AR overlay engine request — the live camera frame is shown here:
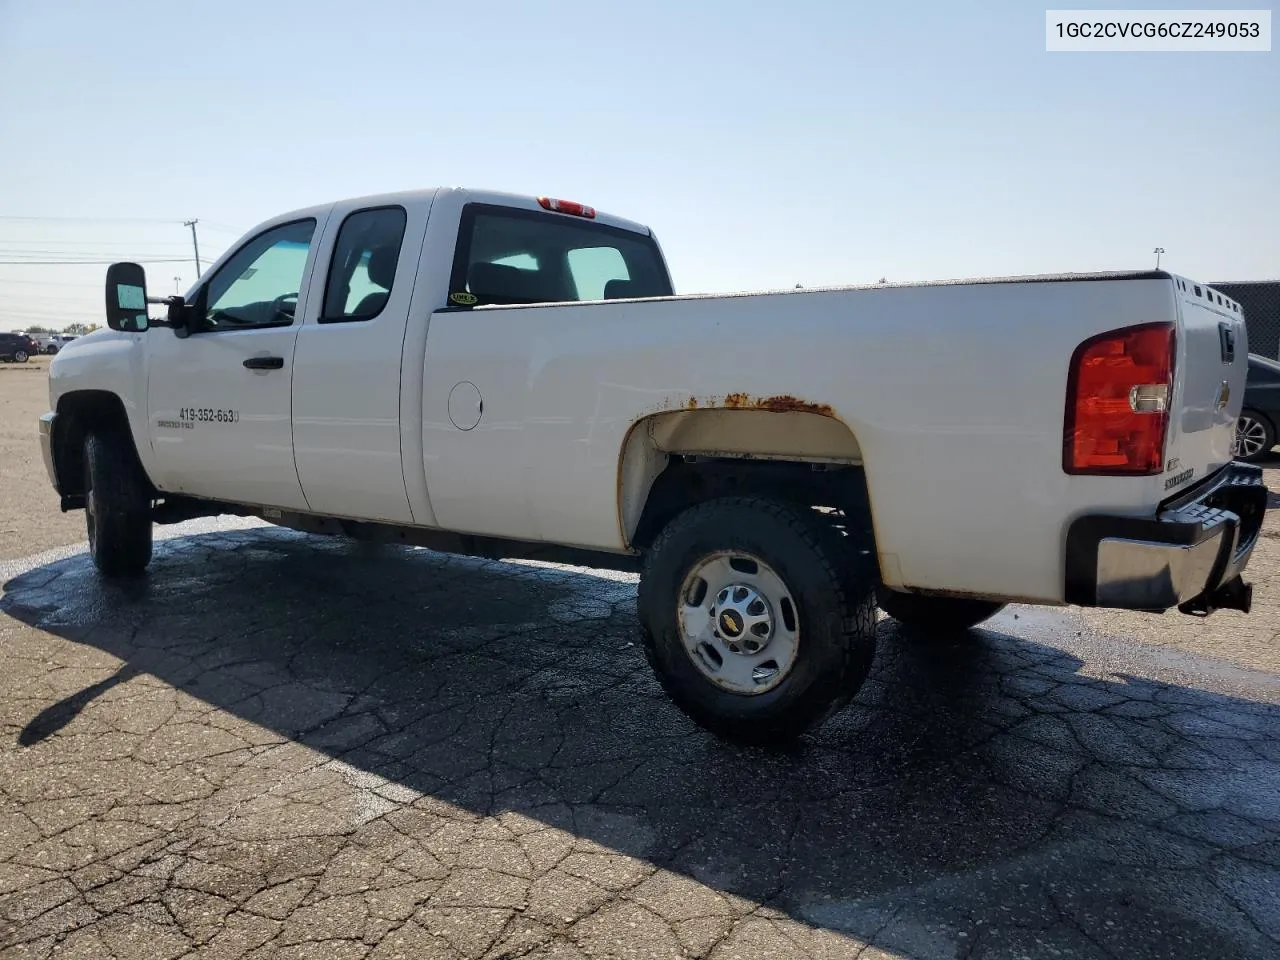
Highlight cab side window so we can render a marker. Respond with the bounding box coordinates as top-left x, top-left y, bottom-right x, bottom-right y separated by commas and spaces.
321, 206, 408, 323
203, 219, 316, 330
